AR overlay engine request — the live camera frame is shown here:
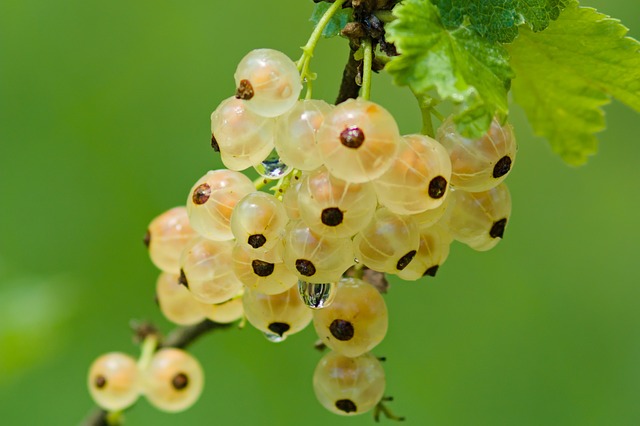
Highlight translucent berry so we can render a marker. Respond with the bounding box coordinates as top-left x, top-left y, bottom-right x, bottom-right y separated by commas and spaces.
242, 285, 312, 342
275, 99, 332, 171
373, 134, 452, 214
396, 224, 453, 280
447, 184, 512, 251
437, 117, 517, 192
145, 206, 195, 274
313, 351, 385, 416
180, 237, 244, 304
298, 168, 377, 238
88, 352, 140, 411
312, 278, 388, 357
186, 169, 254, 241
203, 293, 244, 324
156, 272, 207, 326
282, 180, 302, 220
410, 194, 450, 231
316, 98, 400, 183
352, 208, 420, 274
234, 49, 302, 117
210, 97, 276, 171
141, 348, 204, 413
232, 243, 298, 295
230, 191, 288, 252
283, 220, 355, 283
